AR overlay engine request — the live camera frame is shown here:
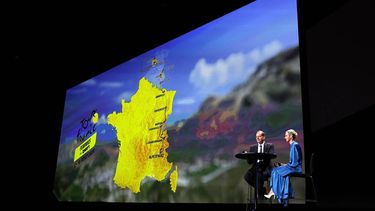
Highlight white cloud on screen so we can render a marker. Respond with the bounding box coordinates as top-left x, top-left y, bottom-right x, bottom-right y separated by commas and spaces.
81, 79, 97, 86
99, 81, 124, 88
175, 97, 195, 105
189, 40, 283, 92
